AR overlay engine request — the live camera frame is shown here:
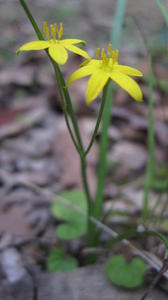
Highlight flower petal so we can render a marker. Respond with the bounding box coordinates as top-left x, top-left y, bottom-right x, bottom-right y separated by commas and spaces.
61, 39, 86, 45
84, 59, 100, 67
64, 44, 90, 59
49, 44, 68, 65
113, 64, 143, 77
16, 40, 50, 53
86, 71, 109, 104
67, 66, 96, 87
109, 71, 143, 102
